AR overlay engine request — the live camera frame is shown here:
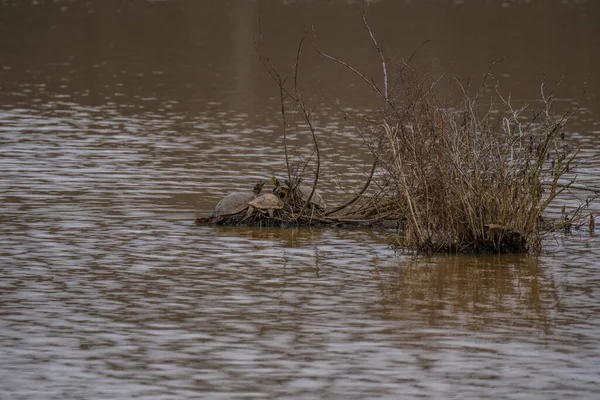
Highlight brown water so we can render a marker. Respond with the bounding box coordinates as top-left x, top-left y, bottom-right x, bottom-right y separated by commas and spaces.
2, 1, 600, 399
